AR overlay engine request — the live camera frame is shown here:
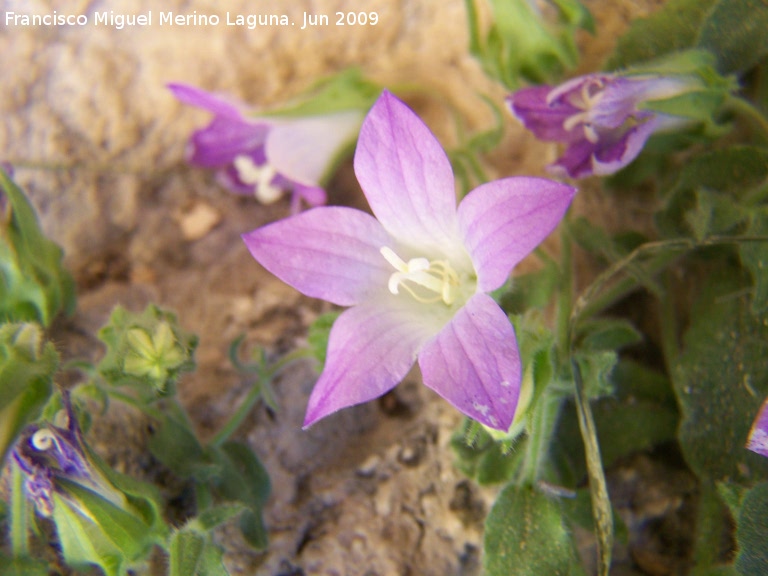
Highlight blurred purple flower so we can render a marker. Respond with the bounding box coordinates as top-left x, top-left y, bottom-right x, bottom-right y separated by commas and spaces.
747, 397, 768, 458
11, 397, 124, 517
169, 83, 363, 212
242, 91, 575, 430
507, 73, 695, 178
